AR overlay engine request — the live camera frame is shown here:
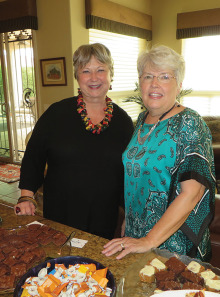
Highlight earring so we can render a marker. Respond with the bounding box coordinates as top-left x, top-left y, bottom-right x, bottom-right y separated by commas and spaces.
109, 85, 112, 90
